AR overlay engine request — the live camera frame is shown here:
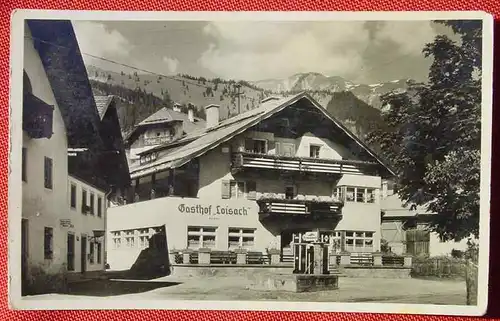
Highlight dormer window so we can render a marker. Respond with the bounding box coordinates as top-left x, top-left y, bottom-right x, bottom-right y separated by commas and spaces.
309, 145, 321, 158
